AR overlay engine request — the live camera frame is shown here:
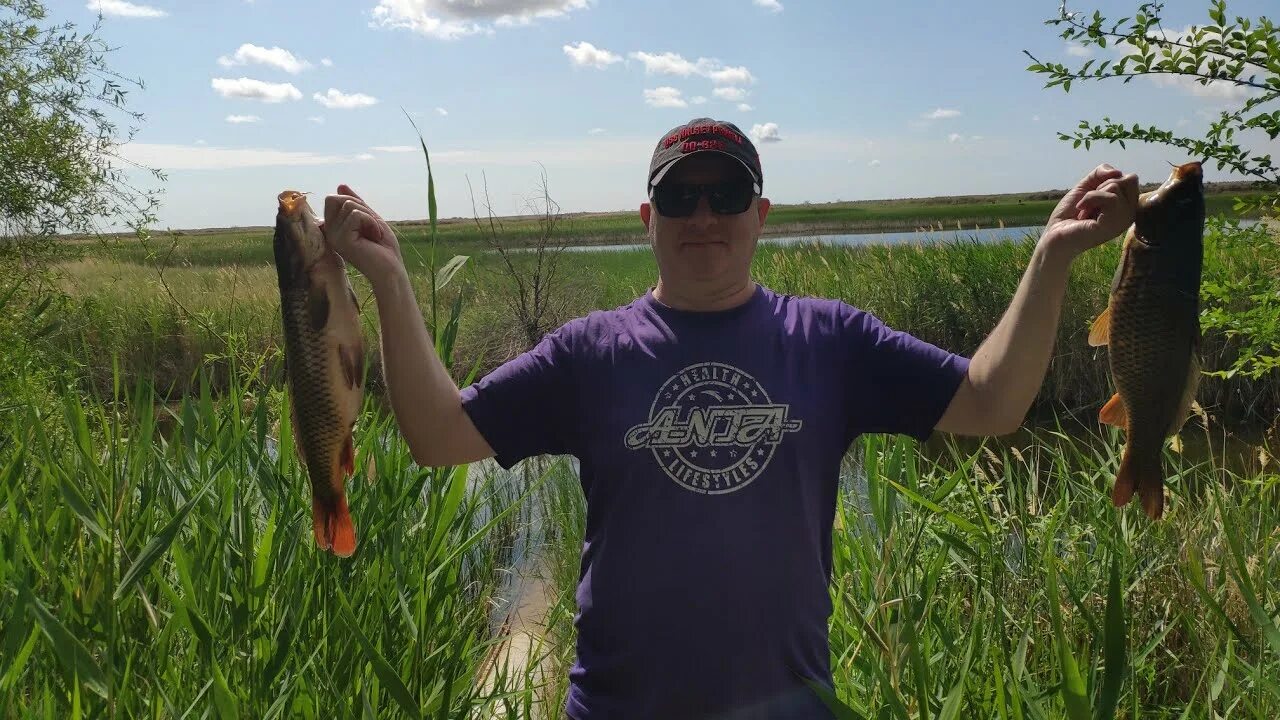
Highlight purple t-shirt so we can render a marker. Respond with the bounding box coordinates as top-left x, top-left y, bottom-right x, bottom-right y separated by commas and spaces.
460, 283, 969, 719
